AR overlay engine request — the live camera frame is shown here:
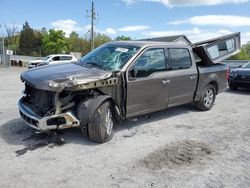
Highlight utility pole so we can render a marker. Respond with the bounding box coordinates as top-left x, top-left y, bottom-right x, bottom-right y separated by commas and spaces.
0, 24, 5, 67
2, 38, 5, 67
87, 1, 97, 51
91, 1, 95, 51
